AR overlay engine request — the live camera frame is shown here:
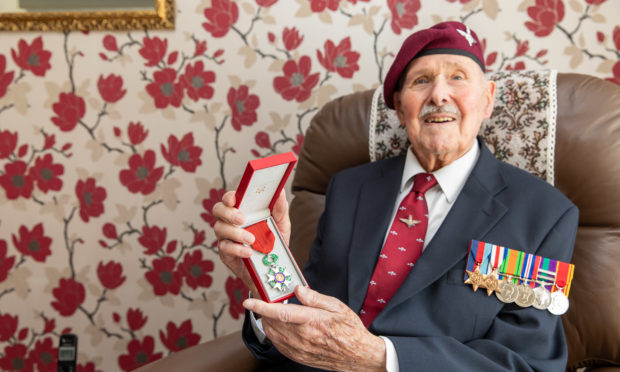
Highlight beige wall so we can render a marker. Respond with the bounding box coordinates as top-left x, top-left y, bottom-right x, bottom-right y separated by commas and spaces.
0, 0, 618, 370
